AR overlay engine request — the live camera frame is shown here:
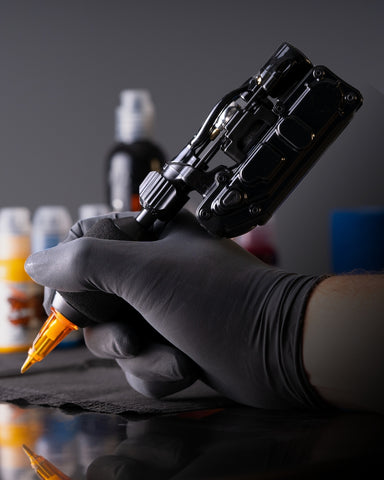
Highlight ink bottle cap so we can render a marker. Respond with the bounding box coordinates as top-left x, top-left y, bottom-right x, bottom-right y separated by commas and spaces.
31, 206, 72, 253
78, 203, 110, 220
115, 89, 155, 143
0, 207, 31, 259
